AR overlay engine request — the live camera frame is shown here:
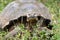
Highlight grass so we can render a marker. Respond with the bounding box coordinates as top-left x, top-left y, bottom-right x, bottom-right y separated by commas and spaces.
0, 0, 60, 40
